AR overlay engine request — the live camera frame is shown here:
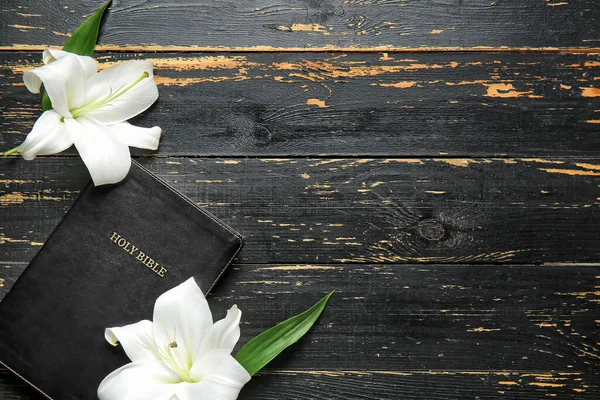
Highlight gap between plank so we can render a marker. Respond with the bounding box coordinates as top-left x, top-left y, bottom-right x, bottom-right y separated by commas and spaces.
0, 45, 599, 54
28, 155, 597, 161
2, 261, 599, 267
